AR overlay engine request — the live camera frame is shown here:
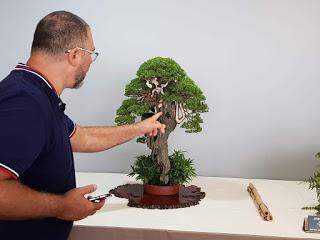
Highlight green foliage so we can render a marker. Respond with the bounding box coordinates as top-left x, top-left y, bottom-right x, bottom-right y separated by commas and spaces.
115, 57, 209, 134
306, 153, 320, 192
303, 153, 320, 215
128, 151, 196, 186
125, 78, 149, 96
128, 155, 161, 185
161, 76, 209, 133
114, 115, 136, 125
169, 151, 197, 185
173, 76, 209, 113
307, 172, 320, 190
160, 76, 208, 105
115, 98, 151, 125
137, 57, 186, 82
302, 205, 320, 215
116, 98, 138, 115
136, 136, 147, 144
181, 113, 203, 133
173, 76, 204, 97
